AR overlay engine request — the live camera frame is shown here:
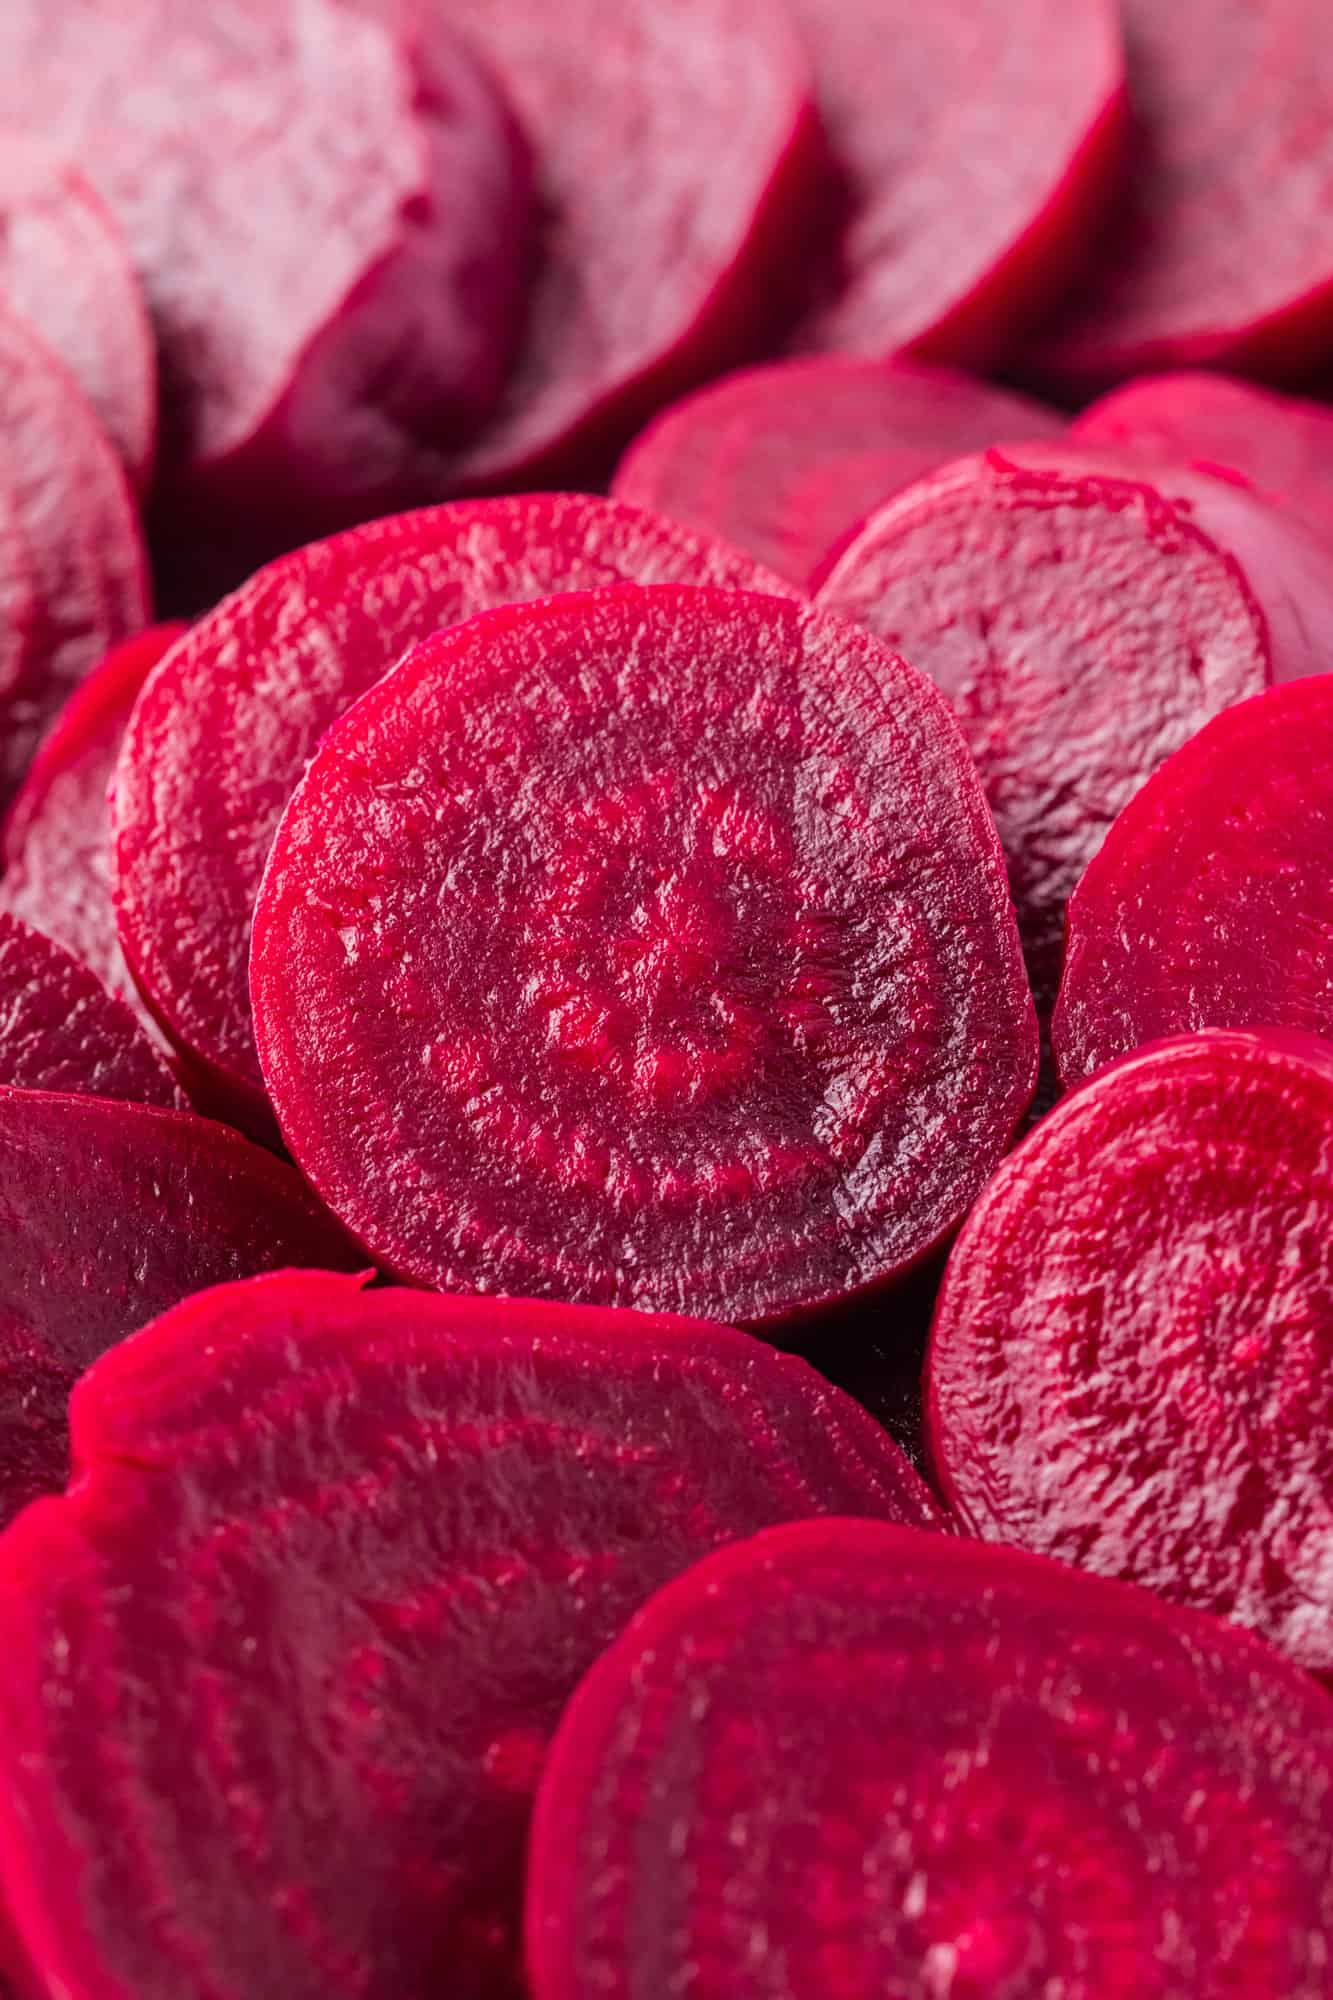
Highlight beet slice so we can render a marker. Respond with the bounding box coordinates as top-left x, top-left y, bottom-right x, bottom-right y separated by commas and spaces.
252, 585, 1037, 1327
1055, 679, 1333, 1086
0, 1270, 943, 2000
527, 1517, 1333, 2000
113, 496, 793, 1132
928, 1029, 1333, 1676
1033, 0, 1333, 388
441, 0, 819, 490
782, 0, 1124, 367
0, 912, 179, 1110
612, 357, 1063, 585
